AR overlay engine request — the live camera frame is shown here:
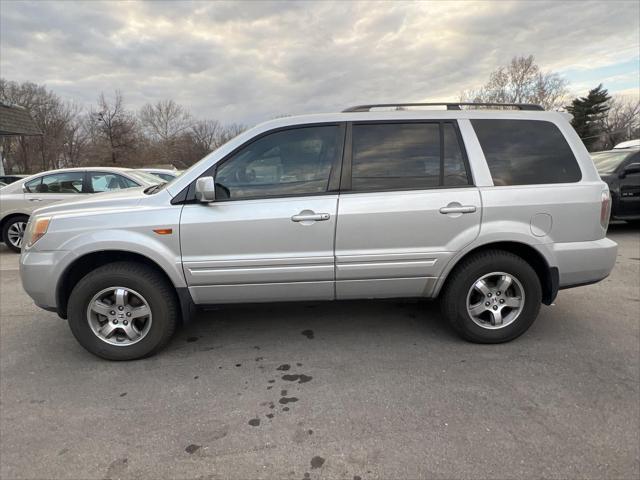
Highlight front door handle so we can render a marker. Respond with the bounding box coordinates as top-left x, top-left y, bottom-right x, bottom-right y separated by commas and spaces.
291, 212, 330, 222
29, 198, 43, 202
439, 205, 476, 214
